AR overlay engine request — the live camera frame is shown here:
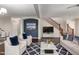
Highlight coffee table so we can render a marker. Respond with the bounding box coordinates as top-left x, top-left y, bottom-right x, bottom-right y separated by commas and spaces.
40, 42, 58, 55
